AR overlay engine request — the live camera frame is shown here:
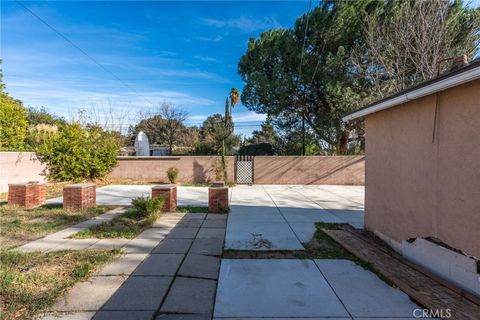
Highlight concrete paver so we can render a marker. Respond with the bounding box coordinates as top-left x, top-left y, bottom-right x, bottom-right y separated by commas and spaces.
175, 219, 204, 228
157, 315, 211, 320
52, 276, 126, 311
48, 239, 99, 252
178, 253, 220, 280
101, 276, 172, 311
314, 260, 419, 317
152, 238, 193, 254
93, 310, 155, 320
197, 227, 225, 239
96, 254, 148, 276
133, 254, 184, 276
122, 238, 161, 253
206, 213, 227, 220
160, 277, 217, 314
202, 219, 227, 228
214, 259, 349, 318
166, 227, 199, 239
190, 237, 223, 256
89, 238, 130, 250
